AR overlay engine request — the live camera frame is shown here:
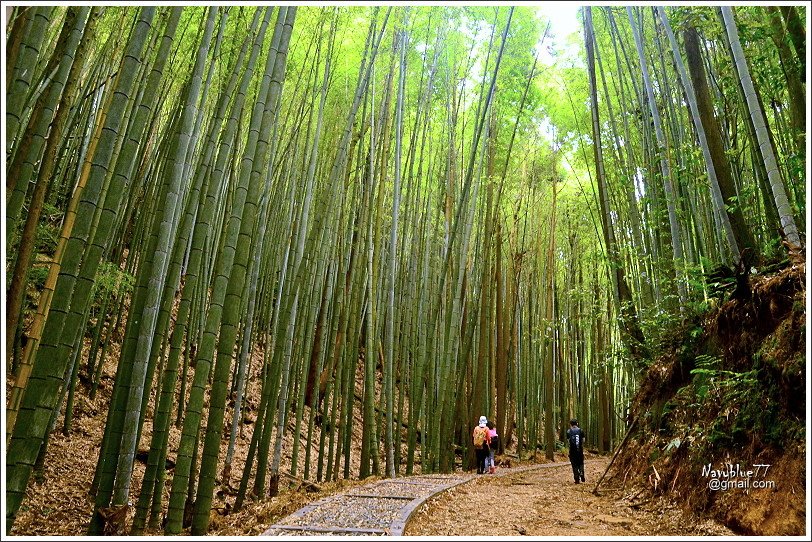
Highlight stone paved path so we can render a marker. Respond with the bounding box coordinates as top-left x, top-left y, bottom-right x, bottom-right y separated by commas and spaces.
262, 461, 577, 536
